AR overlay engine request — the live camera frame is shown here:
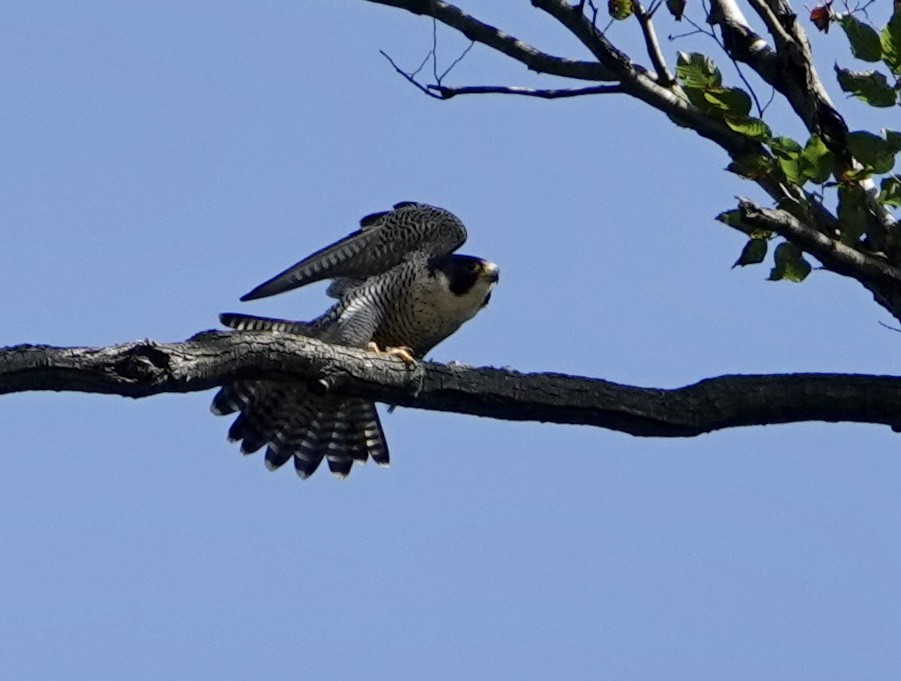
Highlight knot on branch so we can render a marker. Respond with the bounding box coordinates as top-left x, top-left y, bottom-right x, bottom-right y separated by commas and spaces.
114, 343, 172, 383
